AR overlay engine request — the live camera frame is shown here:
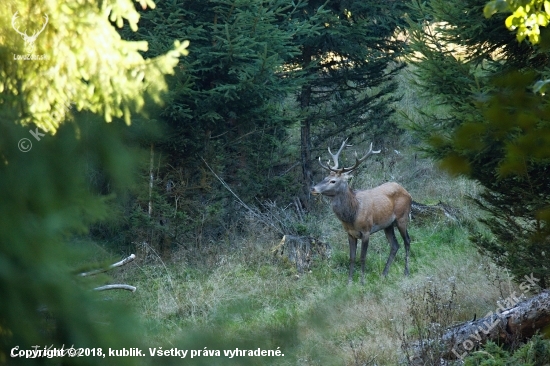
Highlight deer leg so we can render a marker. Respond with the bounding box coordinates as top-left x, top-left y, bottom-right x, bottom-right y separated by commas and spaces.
382, 226, 400, 277
397, 224, 411, 276
348, 234, 358, 284
360, 234, 370, 285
